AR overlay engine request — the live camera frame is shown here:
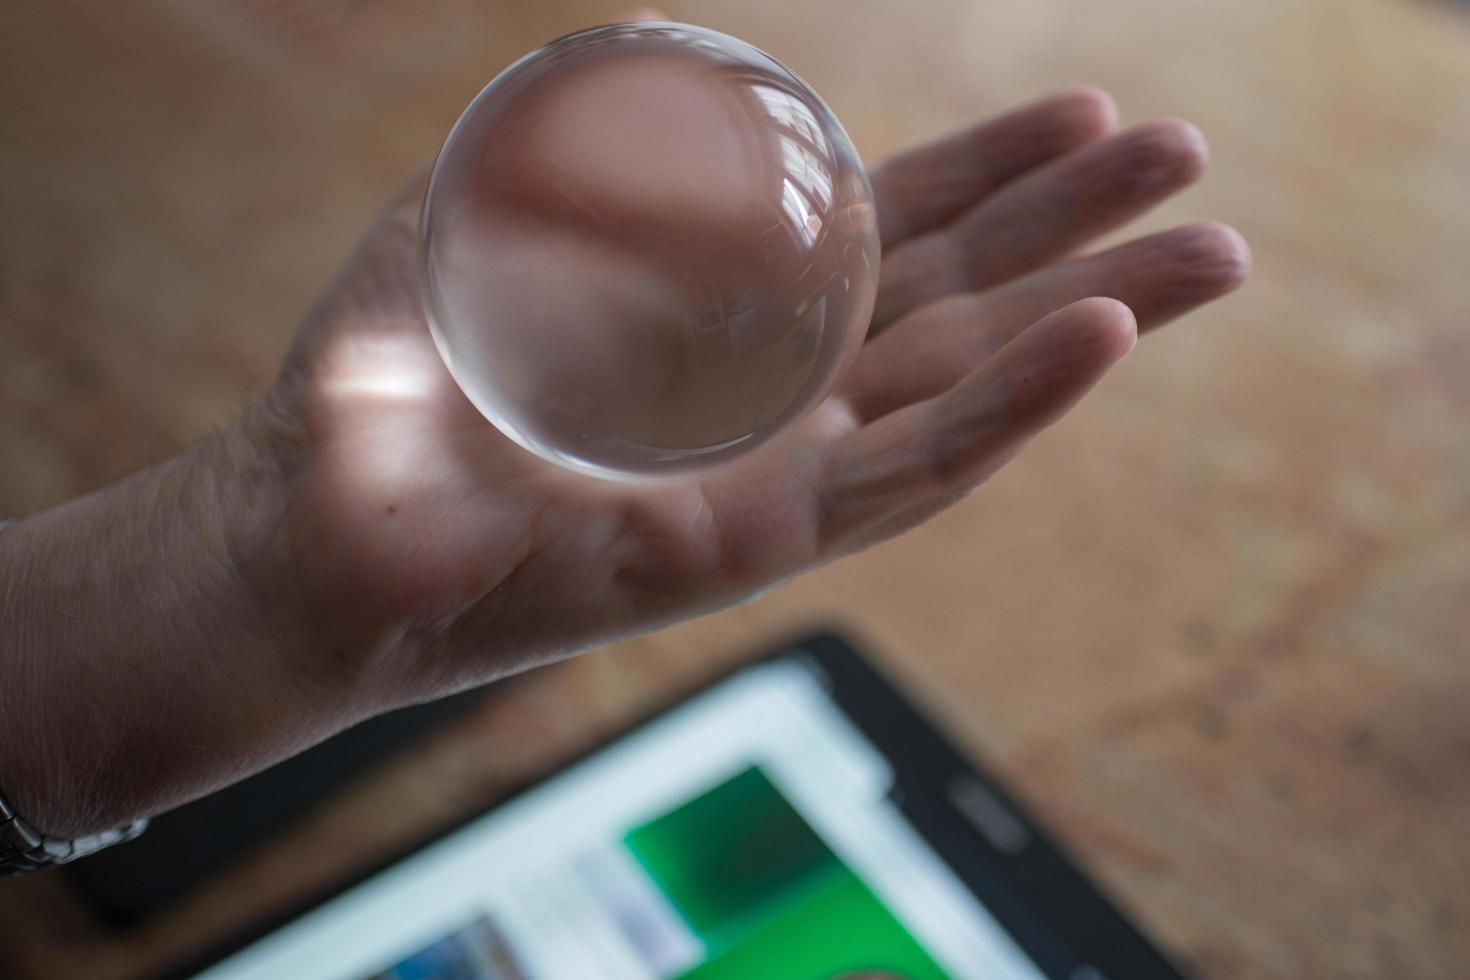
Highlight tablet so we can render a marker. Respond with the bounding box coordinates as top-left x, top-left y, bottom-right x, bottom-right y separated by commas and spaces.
180, 634, 1189, 980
